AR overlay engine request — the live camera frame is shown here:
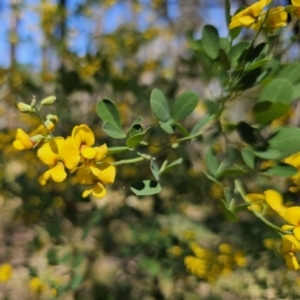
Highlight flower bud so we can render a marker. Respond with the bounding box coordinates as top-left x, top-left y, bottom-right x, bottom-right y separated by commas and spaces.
46, 114, 58, 124
17, 102, 33, 113
30, 134, 44, 143
40, 96, 56, 106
